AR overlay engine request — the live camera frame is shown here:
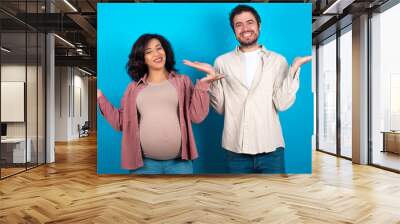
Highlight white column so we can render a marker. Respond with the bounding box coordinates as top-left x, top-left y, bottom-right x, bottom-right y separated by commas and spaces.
352, 14, 369, 164
46, 1, 55, 163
